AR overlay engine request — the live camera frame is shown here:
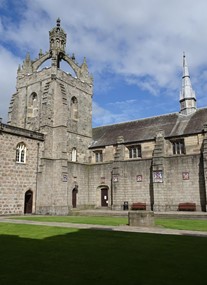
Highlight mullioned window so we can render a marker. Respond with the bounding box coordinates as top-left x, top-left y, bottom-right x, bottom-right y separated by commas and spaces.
16, 142, 26, 163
